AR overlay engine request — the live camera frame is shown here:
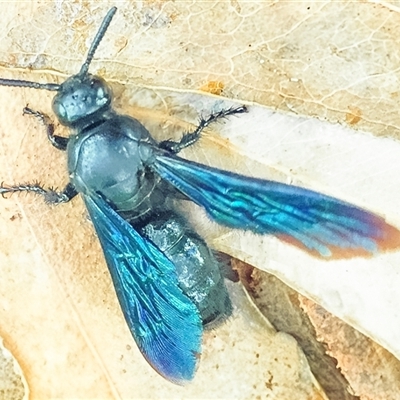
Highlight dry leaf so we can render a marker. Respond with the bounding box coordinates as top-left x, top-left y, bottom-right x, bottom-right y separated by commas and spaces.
236, 260, 400, 400
1, 1, 400, 399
